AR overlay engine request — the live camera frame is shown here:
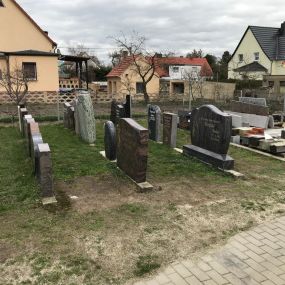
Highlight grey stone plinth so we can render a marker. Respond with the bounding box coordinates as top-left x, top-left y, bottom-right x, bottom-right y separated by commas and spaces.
163, 112, 178, 148
183, 144, 234, 170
